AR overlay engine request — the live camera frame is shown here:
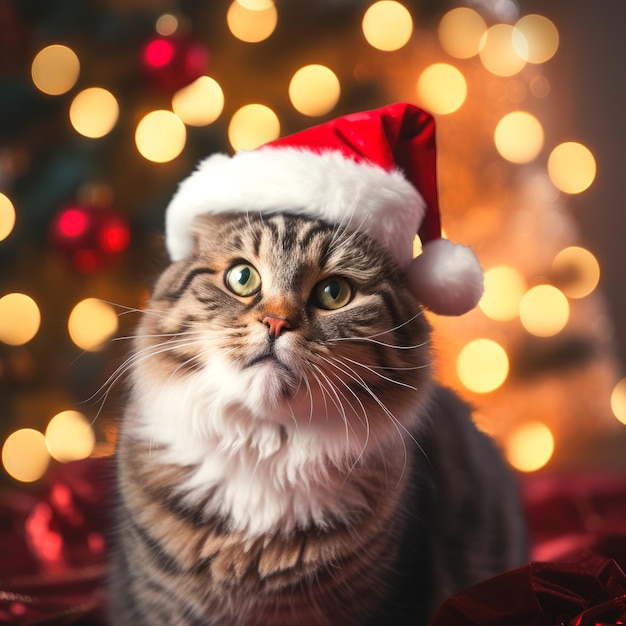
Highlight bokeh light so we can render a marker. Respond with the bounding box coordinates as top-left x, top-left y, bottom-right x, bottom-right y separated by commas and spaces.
2, 429, 50, 483
156, 13, 179, 36
416, 63, 467, 115
135, 110, 186, 163
226, 0, 277, 43
610, 378, 626, 426
479, 265, 526, 321
494, 111, 544, 163
551, 246, 600, 299
228, 104, 280, 151
547, 142, 596, 194
31, 44, 80, 95
479, 24, 527, 77
438, 7, 486, 59
519, 285, 569, 337
0, 293, 41, 346
288, 65, 341, 117
172, 76, 224, 126
45, 410, 96, 462
0, 193, 16, 242
68, 298, 118, 351
362, 1, 413, 52
505, 421, 554, 472
457, 338, 509, 394
514, 14, 559, 64
69, 87, 119, 138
